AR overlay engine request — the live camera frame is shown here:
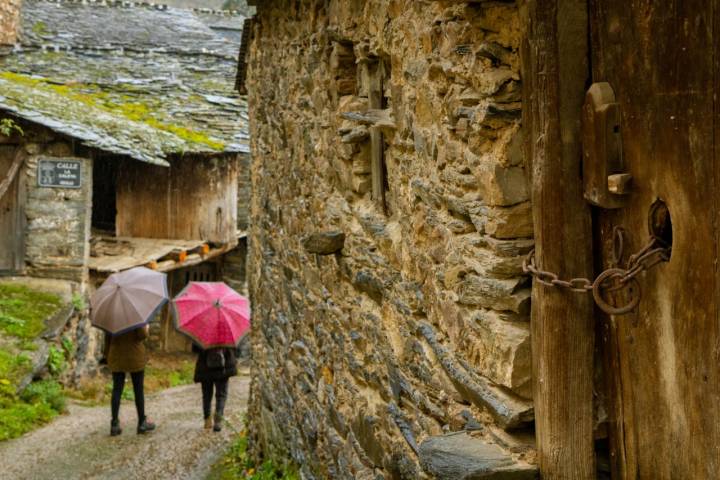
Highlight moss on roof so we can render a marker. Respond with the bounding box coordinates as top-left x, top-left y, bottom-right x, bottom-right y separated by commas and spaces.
0, 0, 249, 165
